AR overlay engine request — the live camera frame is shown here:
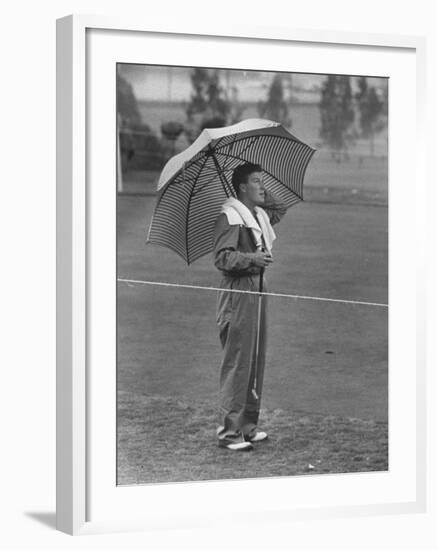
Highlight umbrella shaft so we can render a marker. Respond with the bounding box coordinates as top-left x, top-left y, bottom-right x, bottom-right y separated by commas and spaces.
252, 268, 264, 399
